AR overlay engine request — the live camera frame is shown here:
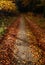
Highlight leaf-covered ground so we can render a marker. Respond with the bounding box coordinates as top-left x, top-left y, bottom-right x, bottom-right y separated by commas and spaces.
0, 14, 45, 65
27, 13, 45, 31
